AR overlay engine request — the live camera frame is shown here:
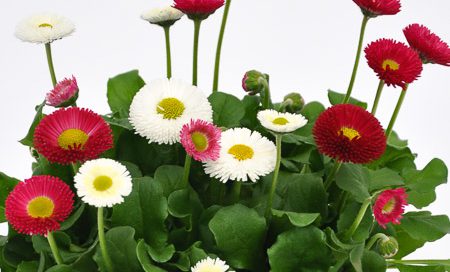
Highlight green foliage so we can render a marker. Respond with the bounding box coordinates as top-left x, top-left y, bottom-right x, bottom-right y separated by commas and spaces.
208, 92, 245, 127
328, 90, 368, 109
107, 70, 145, 118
